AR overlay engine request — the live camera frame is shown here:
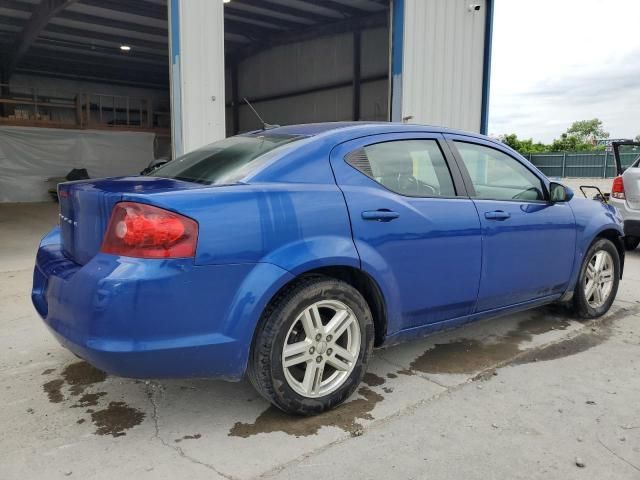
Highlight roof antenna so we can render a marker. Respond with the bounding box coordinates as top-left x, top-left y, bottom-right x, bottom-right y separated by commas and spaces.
243, 97, 279, 131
